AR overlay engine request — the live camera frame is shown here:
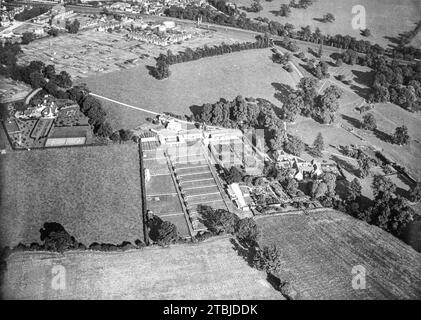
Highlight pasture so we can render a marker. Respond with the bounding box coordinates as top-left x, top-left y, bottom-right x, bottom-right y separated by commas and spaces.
256, 209, 421, 299
2, 237, 284, 300
232, 0, 421, 48
81, 48, 296, 129
0, 144, 144, 247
